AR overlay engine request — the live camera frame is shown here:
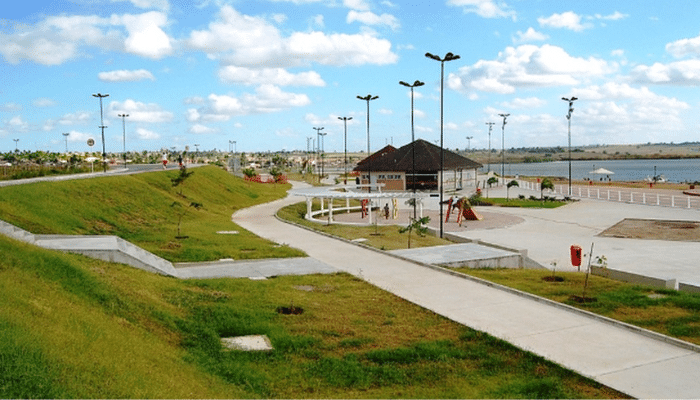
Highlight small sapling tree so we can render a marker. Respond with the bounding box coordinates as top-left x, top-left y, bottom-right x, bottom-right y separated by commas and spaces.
171, 166, 194, 197
399, 216, 431, 249
540, 177, 554, 199
171, 201, 202, 239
